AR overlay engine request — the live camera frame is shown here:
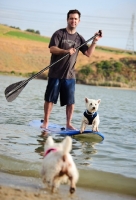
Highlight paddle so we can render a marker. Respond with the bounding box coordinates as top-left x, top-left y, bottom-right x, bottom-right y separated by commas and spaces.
4, 30, 102, 102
